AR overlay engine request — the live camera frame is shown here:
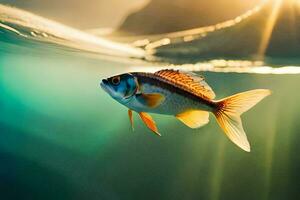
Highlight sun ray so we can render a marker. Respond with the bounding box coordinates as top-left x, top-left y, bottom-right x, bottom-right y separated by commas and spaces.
258, 0, 284, 58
